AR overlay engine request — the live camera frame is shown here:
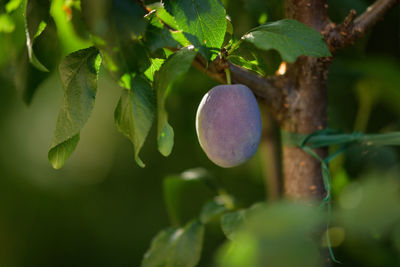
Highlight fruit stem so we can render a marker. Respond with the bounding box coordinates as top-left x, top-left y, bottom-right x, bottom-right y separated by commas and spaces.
225, 68, 232, 85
